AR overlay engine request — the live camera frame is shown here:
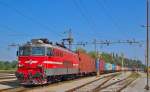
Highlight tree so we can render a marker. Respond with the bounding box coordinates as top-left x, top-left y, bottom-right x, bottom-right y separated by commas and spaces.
88, 51, 97, 59
76, 47, 87, 53
11, 60, 17, 69
101, 52, 113, 63
0, 60, 18, 70
0, 61, 5, 70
